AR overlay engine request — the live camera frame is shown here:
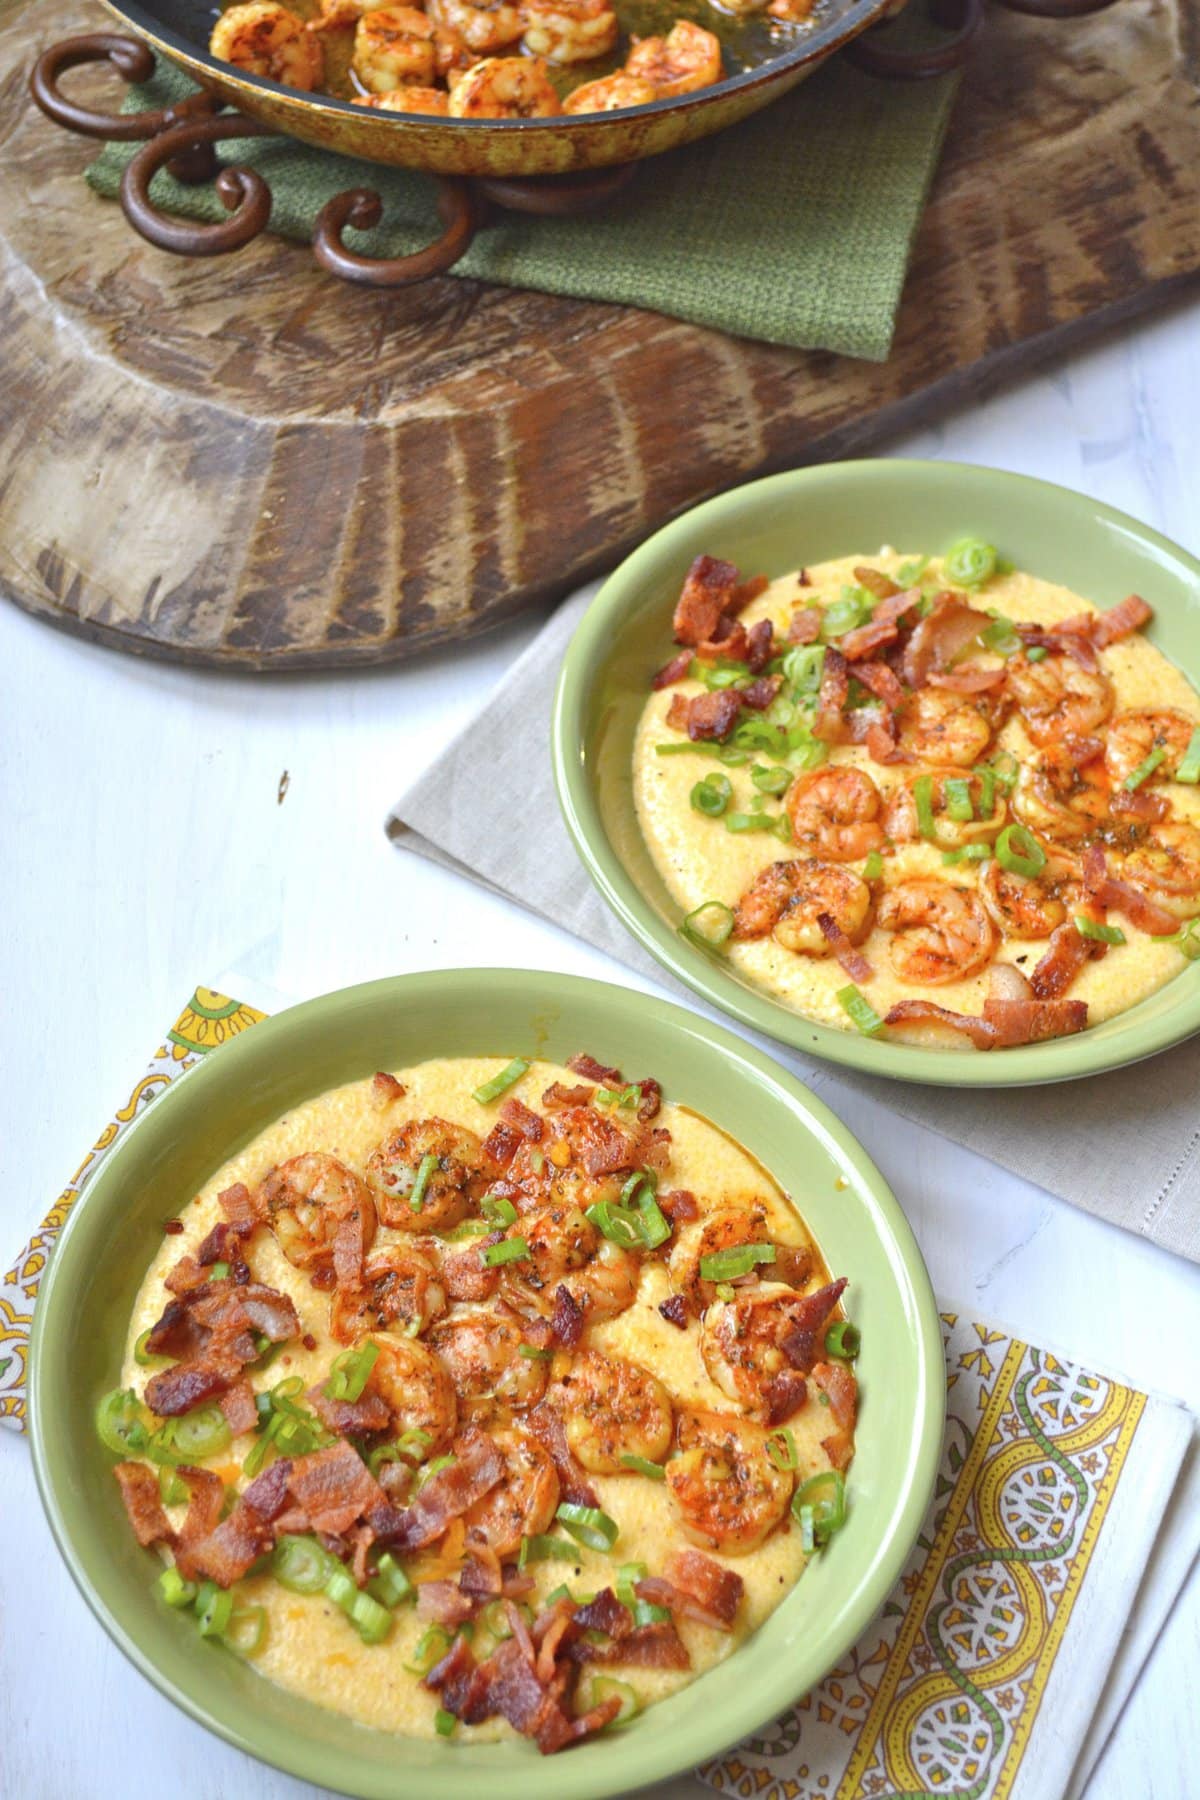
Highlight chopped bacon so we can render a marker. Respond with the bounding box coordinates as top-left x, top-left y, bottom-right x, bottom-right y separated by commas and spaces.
813, 646, 850, 742
667, 1550, 744, 1627
378, 1462, 413, 1506
567, 1053, 623, 1085
854, 659, 905, 710
638, 1123, 673, 1174
658, 1189, 699, 1225
526, 1403, 598, 1508
926, 663, 1008, 694
219, 1380, 258, 1437
371, 1071, 407, 1106
372, 1429, 503, 1550
551, 1284, 586, 1349
852, 564, 900, 600
810, 1360, 858, 1433
763, 1370, 809, 1425
500, 1098, 543, 1142
652, 649, 694, 691
186, 1499, 275, 1587
1016, 622, 1100, 672
541, 1082, 594, 1110
567, 1620, 690, 1670
1110, 787, 1170, 821
482, 1120, 521, 1168
287, 1440, 386, 1536
884, 998, 999, 1048
418, 1580, 477, 1627
788, 606, 822, 645
866, 714, 910, 765
307, 1384, 391, 1438
1066, 592, 1153, 647
572, 1587, 633, 1638
195, 1220, 251, 1269
666, 688, 744, 742
980, 997, 1090, 1045
332, 1201, 374, 1292
1030, 919, 1105, 999
741, 674, 783, 712
658, 1294, 688, 1330
113, 1462, 172, 1547
237, 1284, 301, 1343
144, 1362, 229, 1417
735, 574, 770, 610
240, 1459, 295, 1523
816, 912, 873, 982
840, 617, 900, 662
425, 1635, 494, 1726
164, 1255, 207, 1296
672, 555, 740, 647
217, 1182, 258, 1230
743, 619, 775, 674
460, 1554, 503, 1600
554, 1106, 637, 1178
779, 1279, 849, 1373
441, 1241, 500, 1302
902, 594, 990, 688
634, 1077, 662, 1122
1081, 845, 1180, 936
